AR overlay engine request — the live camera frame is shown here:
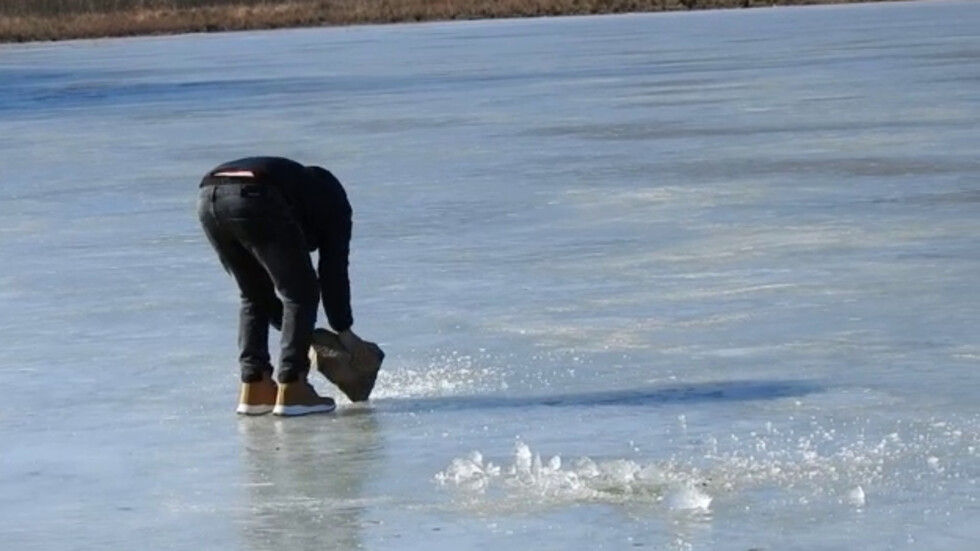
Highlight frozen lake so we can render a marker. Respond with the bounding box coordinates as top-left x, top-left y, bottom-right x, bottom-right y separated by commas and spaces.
1, 1, 979, 549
